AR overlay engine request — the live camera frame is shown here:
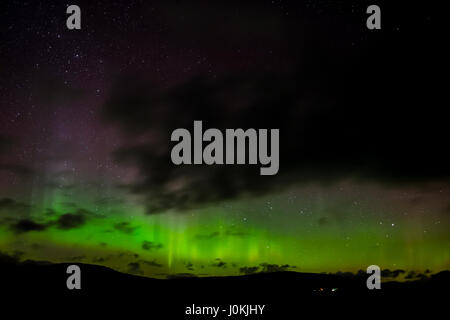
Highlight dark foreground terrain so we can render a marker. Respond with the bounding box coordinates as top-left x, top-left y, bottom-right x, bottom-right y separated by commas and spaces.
1, 258, 448, 318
